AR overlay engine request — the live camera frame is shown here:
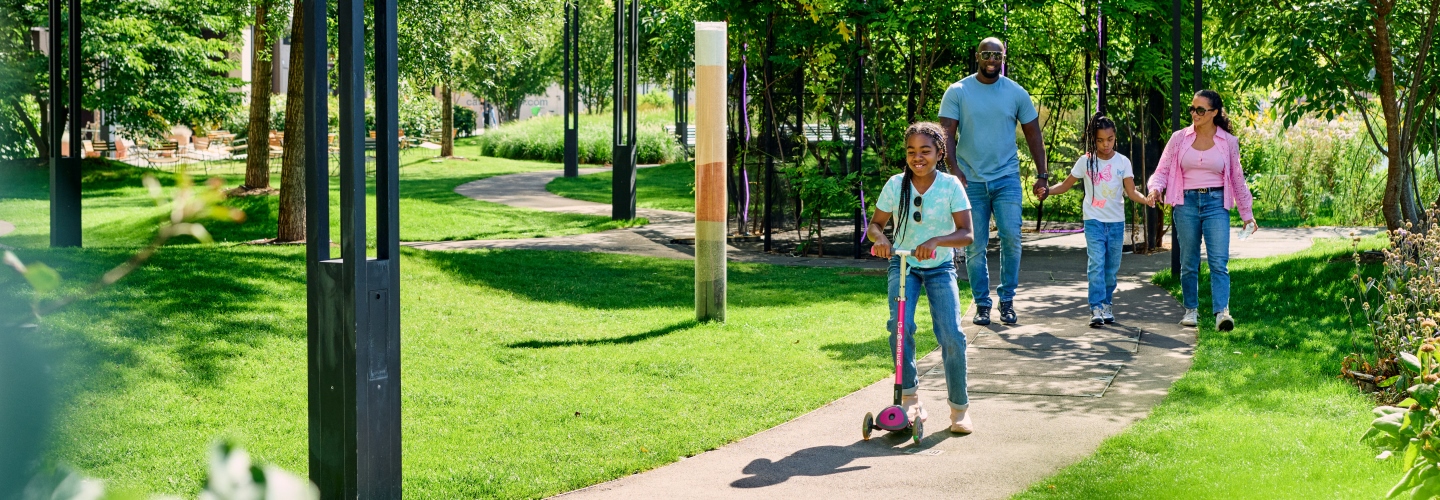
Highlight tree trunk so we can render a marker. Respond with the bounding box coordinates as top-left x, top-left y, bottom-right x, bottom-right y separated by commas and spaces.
441, 84, 454, 157
244, 2, 274, 190
277, 0, 306, 242
10, 99, 45, 160
38, 98, 50, 162
1369, 0, 1420, 230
